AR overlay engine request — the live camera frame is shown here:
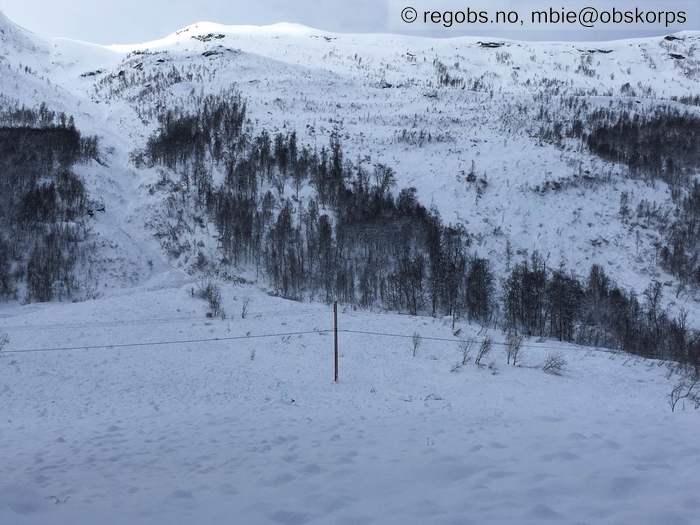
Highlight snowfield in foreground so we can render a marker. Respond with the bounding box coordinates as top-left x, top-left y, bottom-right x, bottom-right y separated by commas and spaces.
1, 283, 699, 525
